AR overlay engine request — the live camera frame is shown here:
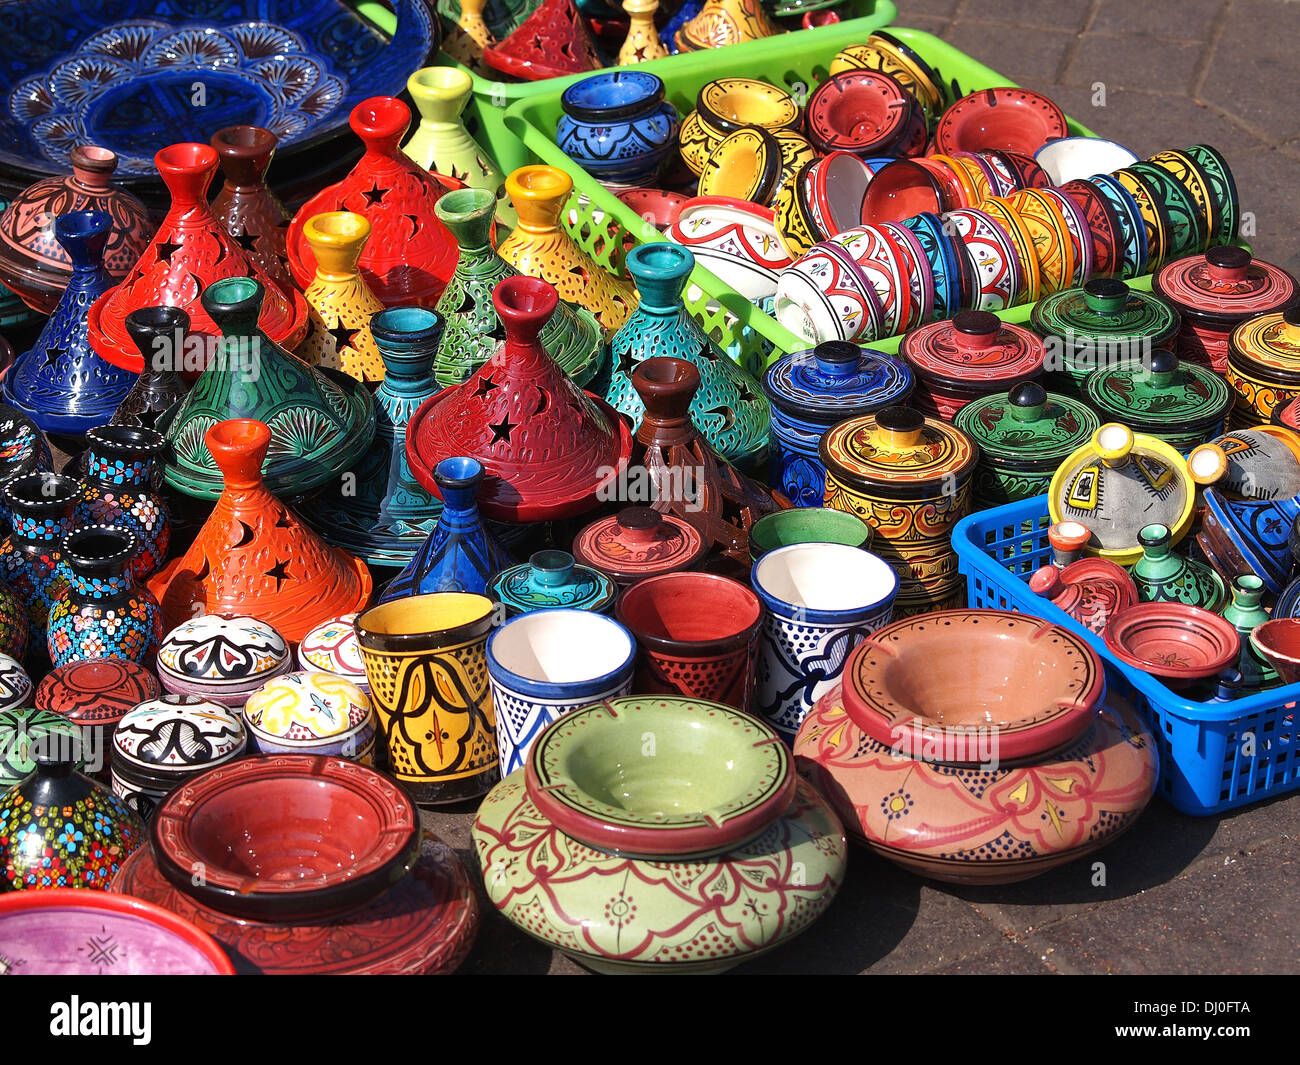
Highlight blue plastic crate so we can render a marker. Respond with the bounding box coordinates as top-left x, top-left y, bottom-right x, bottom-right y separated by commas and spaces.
953, 495, 1300, 816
